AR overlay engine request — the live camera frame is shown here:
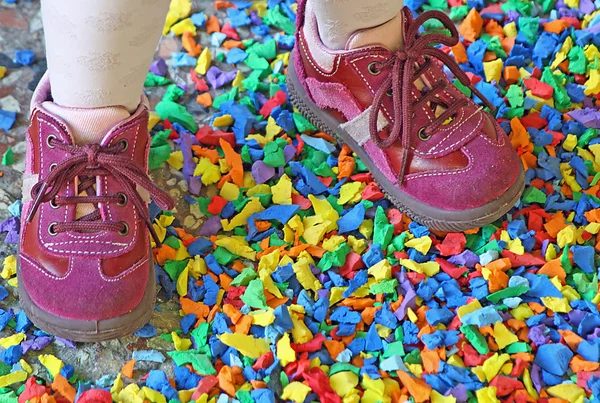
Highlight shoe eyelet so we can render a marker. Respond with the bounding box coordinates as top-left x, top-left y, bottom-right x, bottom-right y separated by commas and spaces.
368, 62, 381, 76
46, 134, 57, 148
49, 197, 60, 209
49, 163, 57, 172
48, 222, 58, 236
119, 222, 129, 236
117, 192, 127, 206
418, 127, 432, 141
386, 88, 393, 97
117, 139, 129, 152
